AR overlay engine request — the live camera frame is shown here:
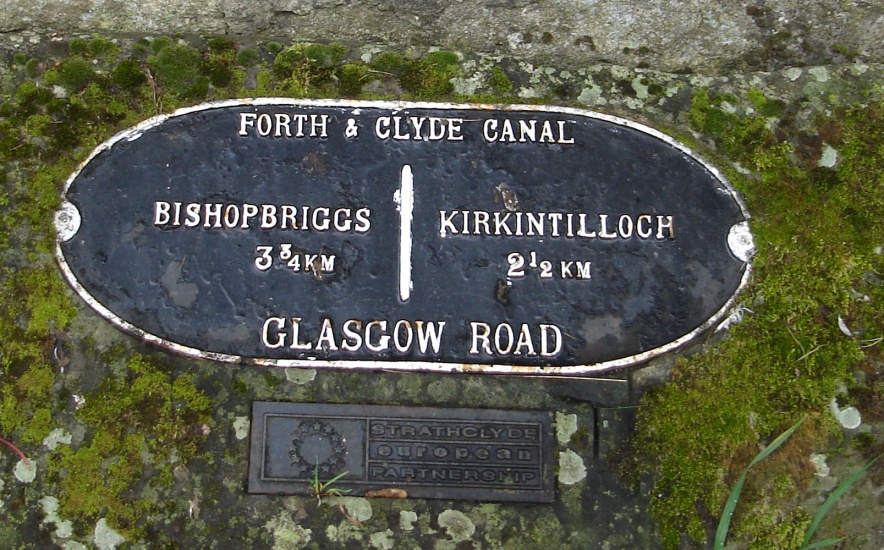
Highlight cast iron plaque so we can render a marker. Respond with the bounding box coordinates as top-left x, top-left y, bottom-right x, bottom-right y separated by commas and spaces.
248, 402, 554, 502
55, 99, 754, 374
